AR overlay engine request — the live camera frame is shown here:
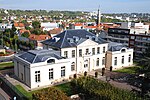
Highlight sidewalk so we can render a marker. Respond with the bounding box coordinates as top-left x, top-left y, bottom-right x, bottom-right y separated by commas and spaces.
0, 88, 11, 100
